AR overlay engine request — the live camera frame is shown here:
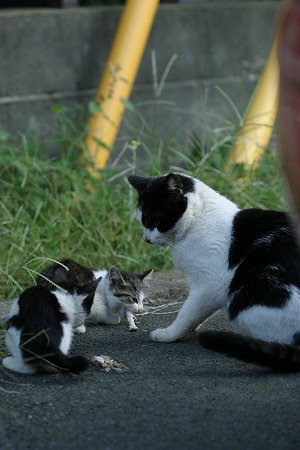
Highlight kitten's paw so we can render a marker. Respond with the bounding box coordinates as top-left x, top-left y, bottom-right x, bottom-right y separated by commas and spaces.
2, 356, 15, 371
75, 324, 86, 334
103, 315, 121, 325
150, 328, 177, 343
129, 324, 138, 332
2, 356, 36, 374
94, 316, 121, 325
